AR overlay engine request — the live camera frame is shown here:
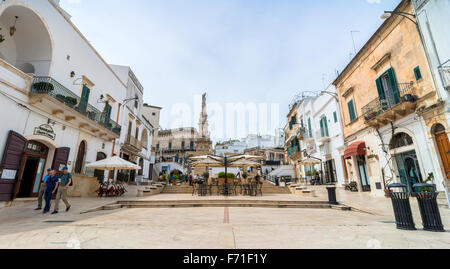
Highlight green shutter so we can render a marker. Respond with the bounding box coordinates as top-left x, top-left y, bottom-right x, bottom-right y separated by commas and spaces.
308, 118, 312, 137
80, 85, 90, 112
333, 111, 338, 123
104, 103, 112, 125
320, 118, 324, 137
348, 100, 356, 123
324, 116, 329, 136
376, 77, 385, 101
414, 66, 422, 81
387, 68, 401, 104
